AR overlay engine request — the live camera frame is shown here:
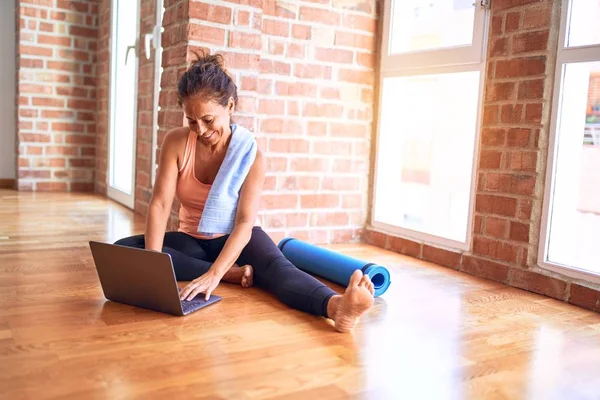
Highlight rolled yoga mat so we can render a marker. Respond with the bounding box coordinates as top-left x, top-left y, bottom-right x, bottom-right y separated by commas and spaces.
278, 237, 391, 298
